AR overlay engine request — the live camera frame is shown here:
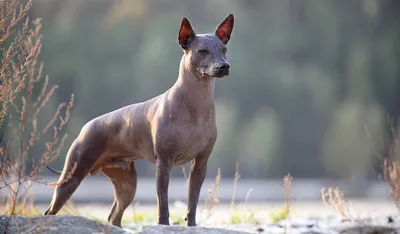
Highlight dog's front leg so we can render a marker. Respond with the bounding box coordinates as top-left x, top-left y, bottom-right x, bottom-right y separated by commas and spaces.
156, 157, 172, 225
186, 155, 209, 226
